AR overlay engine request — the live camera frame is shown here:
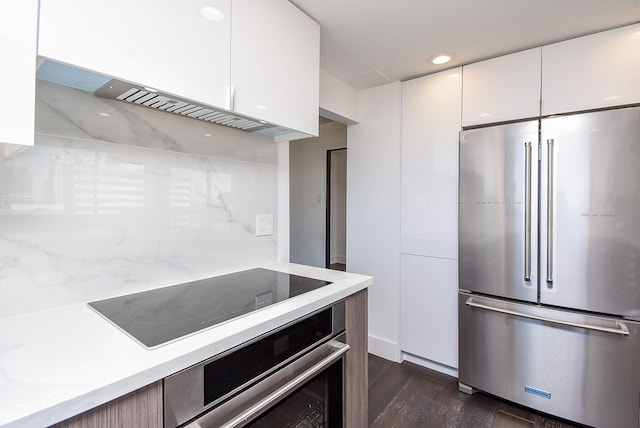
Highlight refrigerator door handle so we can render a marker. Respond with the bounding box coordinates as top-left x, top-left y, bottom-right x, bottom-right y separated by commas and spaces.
546, 138, 554, 285
524, 142, 532, 281
465, 297, 630, 336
